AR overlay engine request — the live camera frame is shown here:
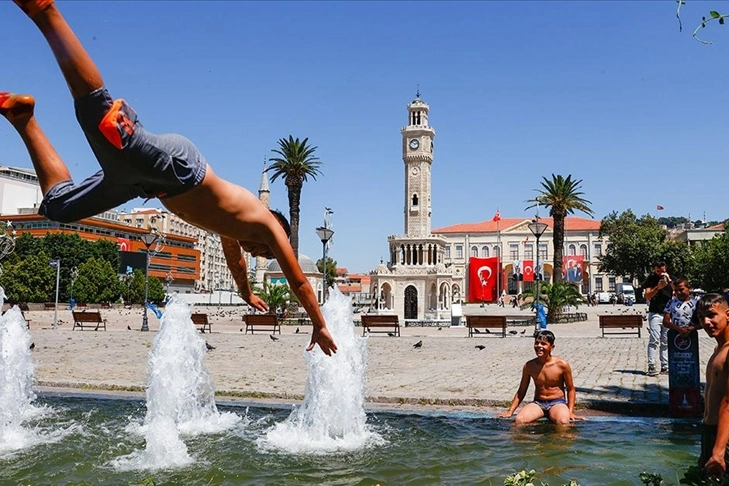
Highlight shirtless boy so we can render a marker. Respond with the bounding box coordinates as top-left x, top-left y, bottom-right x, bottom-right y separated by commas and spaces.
498, 330, 582, 425
697, 294, 729, 479
0, 0, 336, 355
